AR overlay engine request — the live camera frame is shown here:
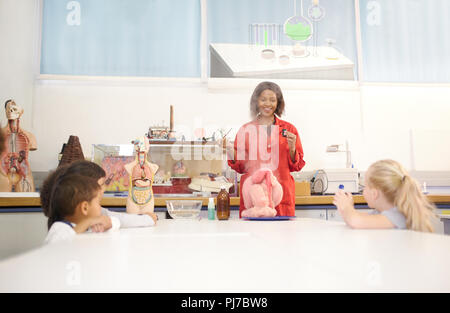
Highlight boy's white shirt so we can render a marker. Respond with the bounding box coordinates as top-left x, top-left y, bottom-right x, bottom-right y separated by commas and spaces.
101, 208, 155, 228
44, 216, 121, 245
44, 221, 77, 245
44, 209, 154, 244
